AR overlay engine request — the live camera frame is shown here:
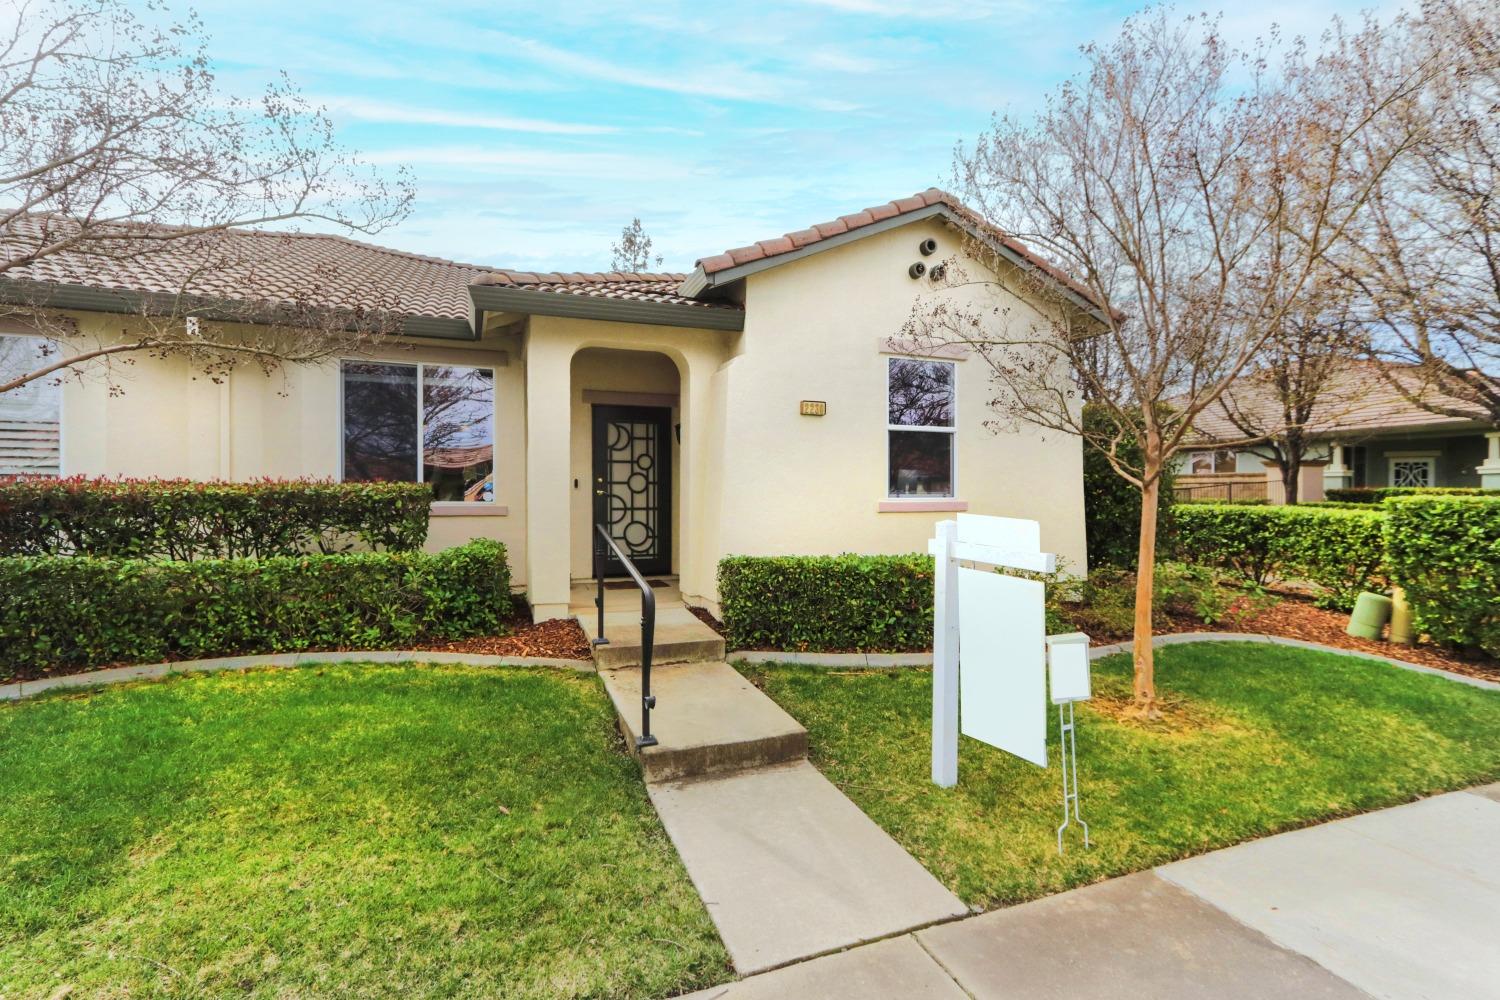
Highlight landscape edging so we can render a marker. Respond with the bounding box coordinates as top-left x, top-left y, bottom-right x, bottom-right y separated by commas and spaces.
730, 632, 1500, 692
1, 650, 594, 702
